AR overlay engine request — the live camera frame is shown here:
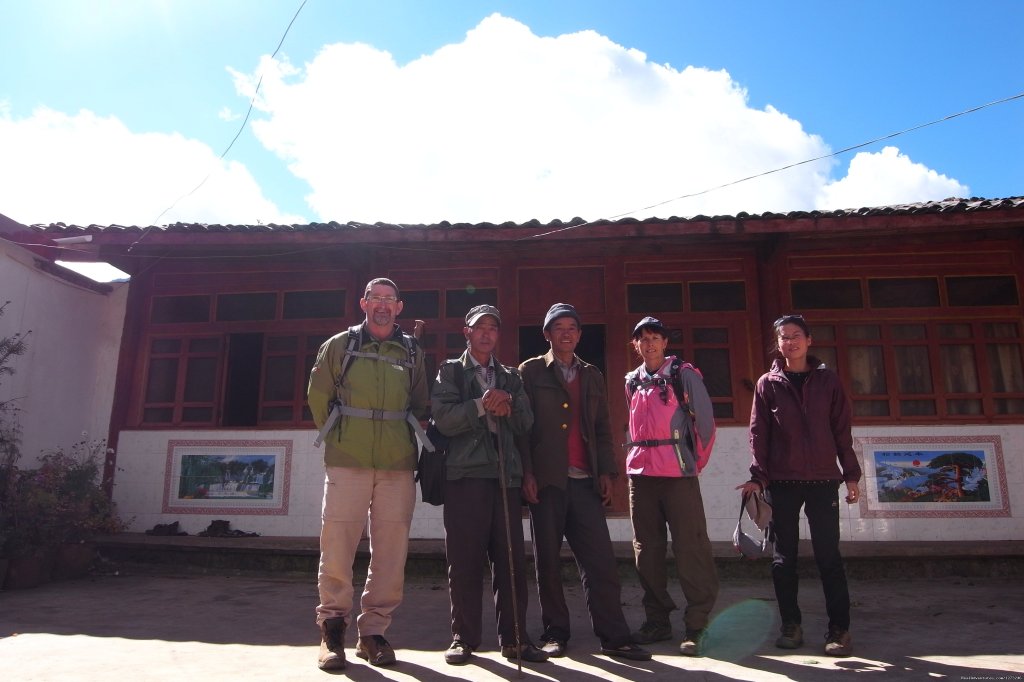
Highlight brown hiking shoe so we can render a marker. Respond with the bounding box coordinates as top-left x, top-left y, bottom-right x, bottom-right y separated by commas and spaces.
776, 623, 804, 649
824, 628, 853, 657
356, 635, 397, 666
318, 617, 346, 671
